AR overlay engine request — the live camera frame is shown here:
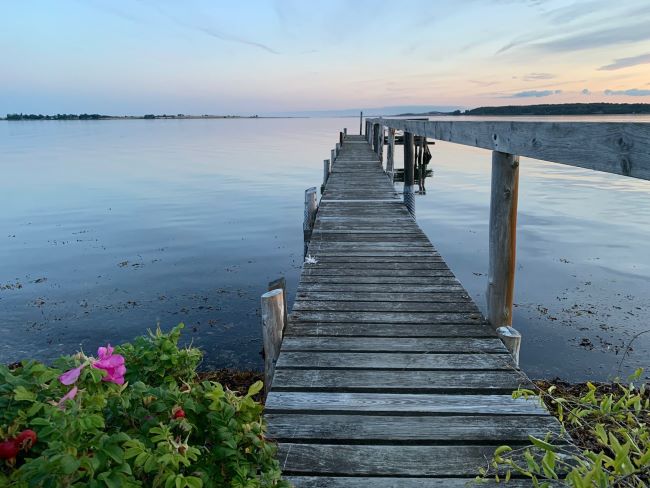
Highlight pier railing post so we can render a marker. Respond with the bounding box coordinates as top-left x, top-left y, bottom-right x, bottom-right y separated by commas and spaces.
261, 288, 284, 397
487, 150, 522, 365
321, 158, 330, 193
303, 187, 318, 256
403, 131, 415, 217
359, 112, 363, 135
386, 128, 395, 180
268, 277, 288, 333
378, 124, 384, 163
372, 123, 381, 157
331, 148, 336, 165
343, 128, 347, 137
335, 142, 341, 158
339, 131, 344, 146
